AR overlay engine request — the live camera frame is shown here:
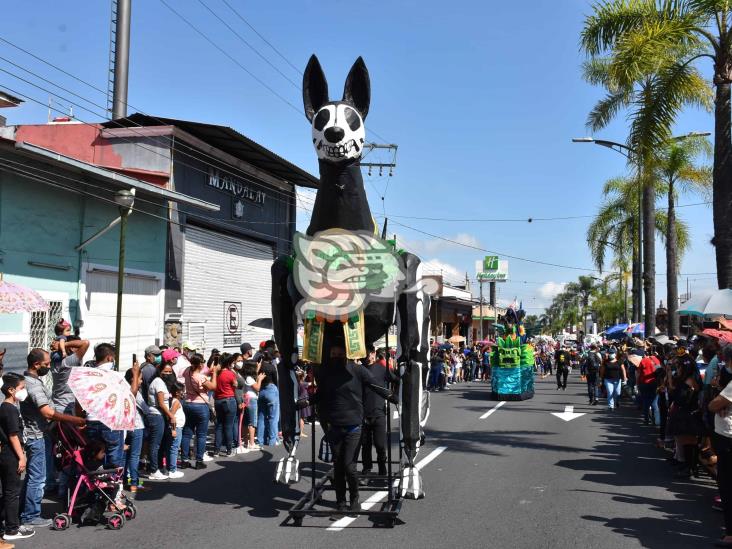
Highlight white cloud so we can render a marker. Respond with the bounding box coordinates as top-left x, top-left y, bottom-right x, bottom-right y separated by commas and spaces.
538, 281, 567, 300
420, 258, 465, 286
399, 233, 481, 256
